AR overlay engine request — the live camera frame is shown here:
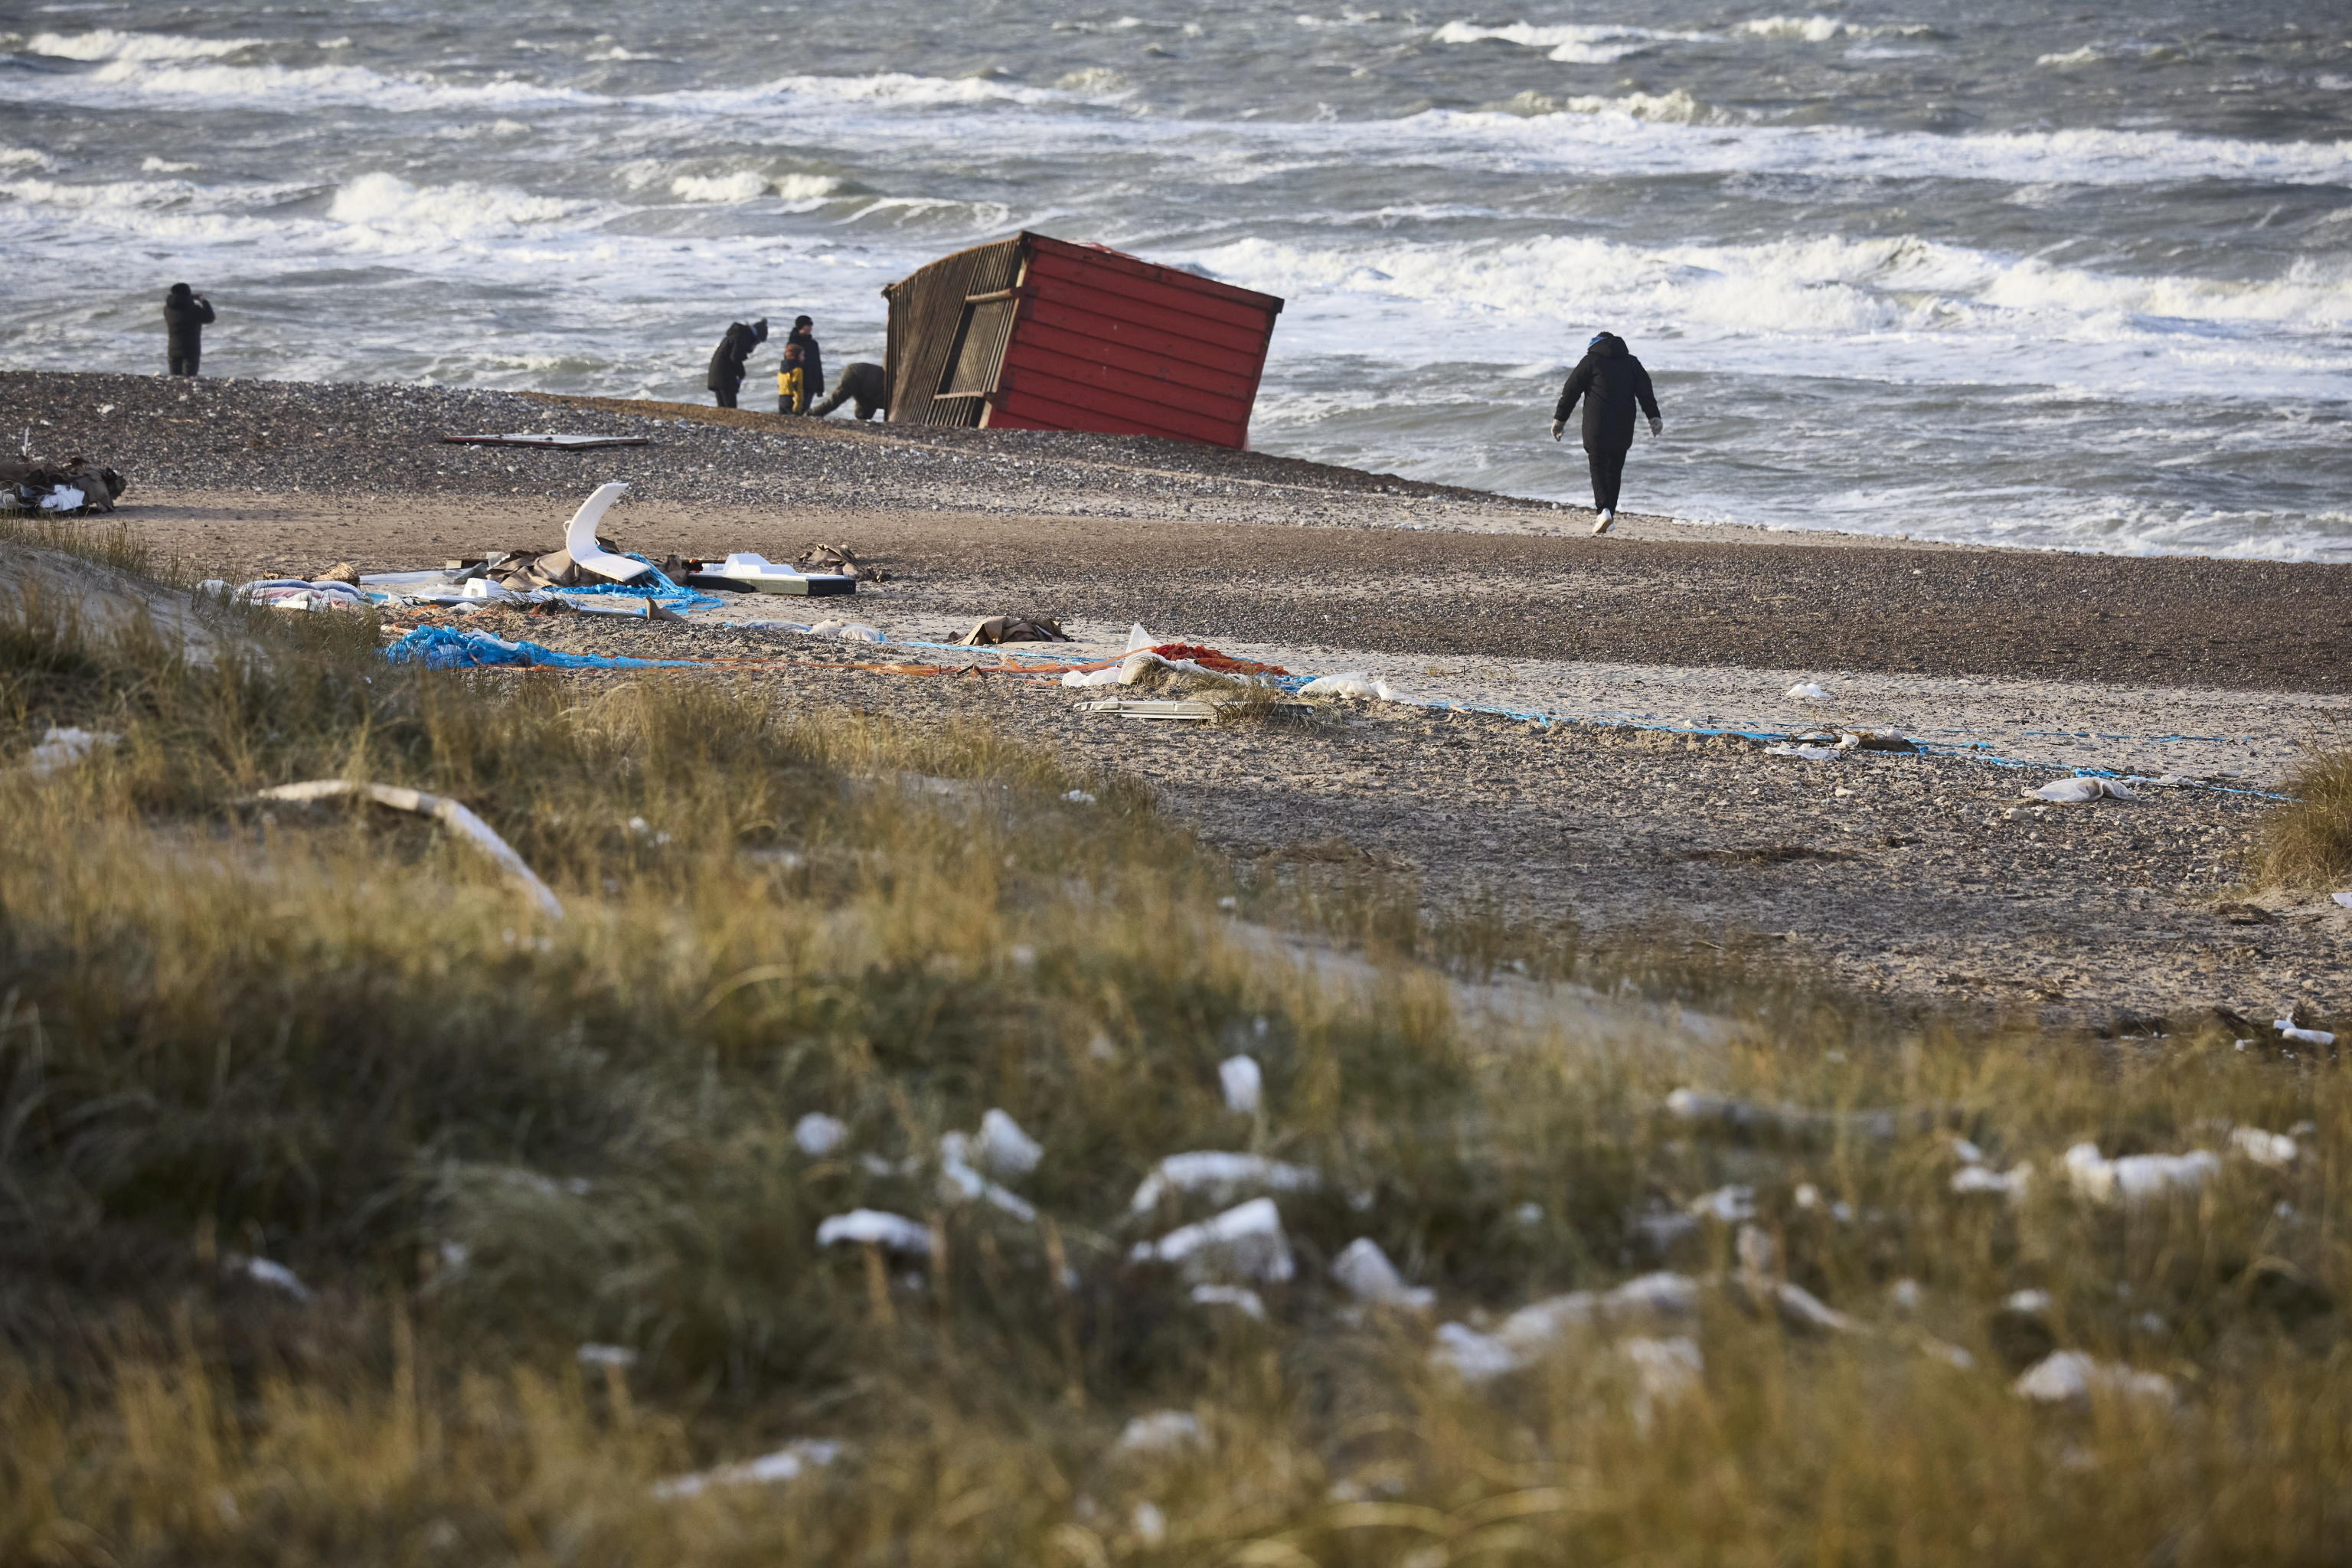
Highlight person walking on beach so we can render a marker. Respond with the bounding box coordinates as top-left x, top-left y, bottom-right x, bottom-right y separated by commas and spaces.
162, 283, 214, 377
784, 315, 824, 407
1551, 331, 1661, 534
812, 361, 889, 421
705, 317, 767, 409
